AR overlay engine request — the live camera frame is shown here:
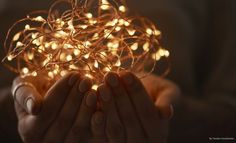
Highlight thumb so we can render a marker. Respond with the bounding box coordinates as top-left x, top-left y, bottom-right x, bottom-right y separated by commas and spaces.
155, 85, 180, 120
12, 77, 43, 115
